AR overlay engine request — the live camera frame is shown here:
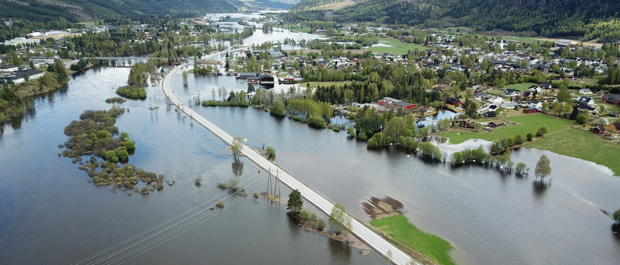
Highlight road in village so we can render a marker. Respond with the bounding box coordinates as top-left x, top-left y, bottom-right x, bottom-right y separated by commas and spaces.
162, 64, 418, 265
